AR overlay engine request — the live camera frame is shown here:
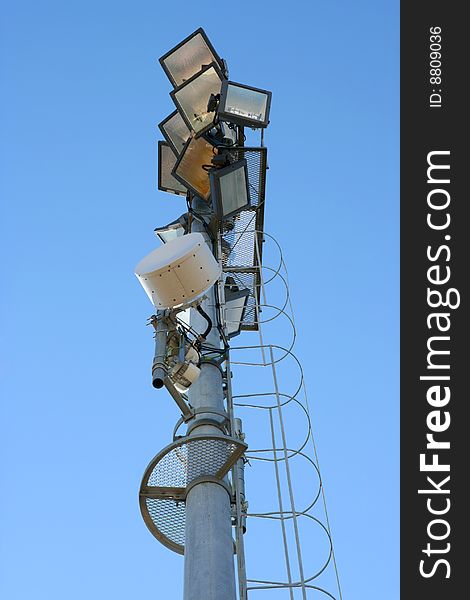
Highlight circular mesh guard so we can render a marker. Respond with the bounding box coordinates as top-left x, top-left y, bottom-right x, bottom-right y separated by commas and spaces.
145, 497, 186, 549
139, 434, 246, 554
